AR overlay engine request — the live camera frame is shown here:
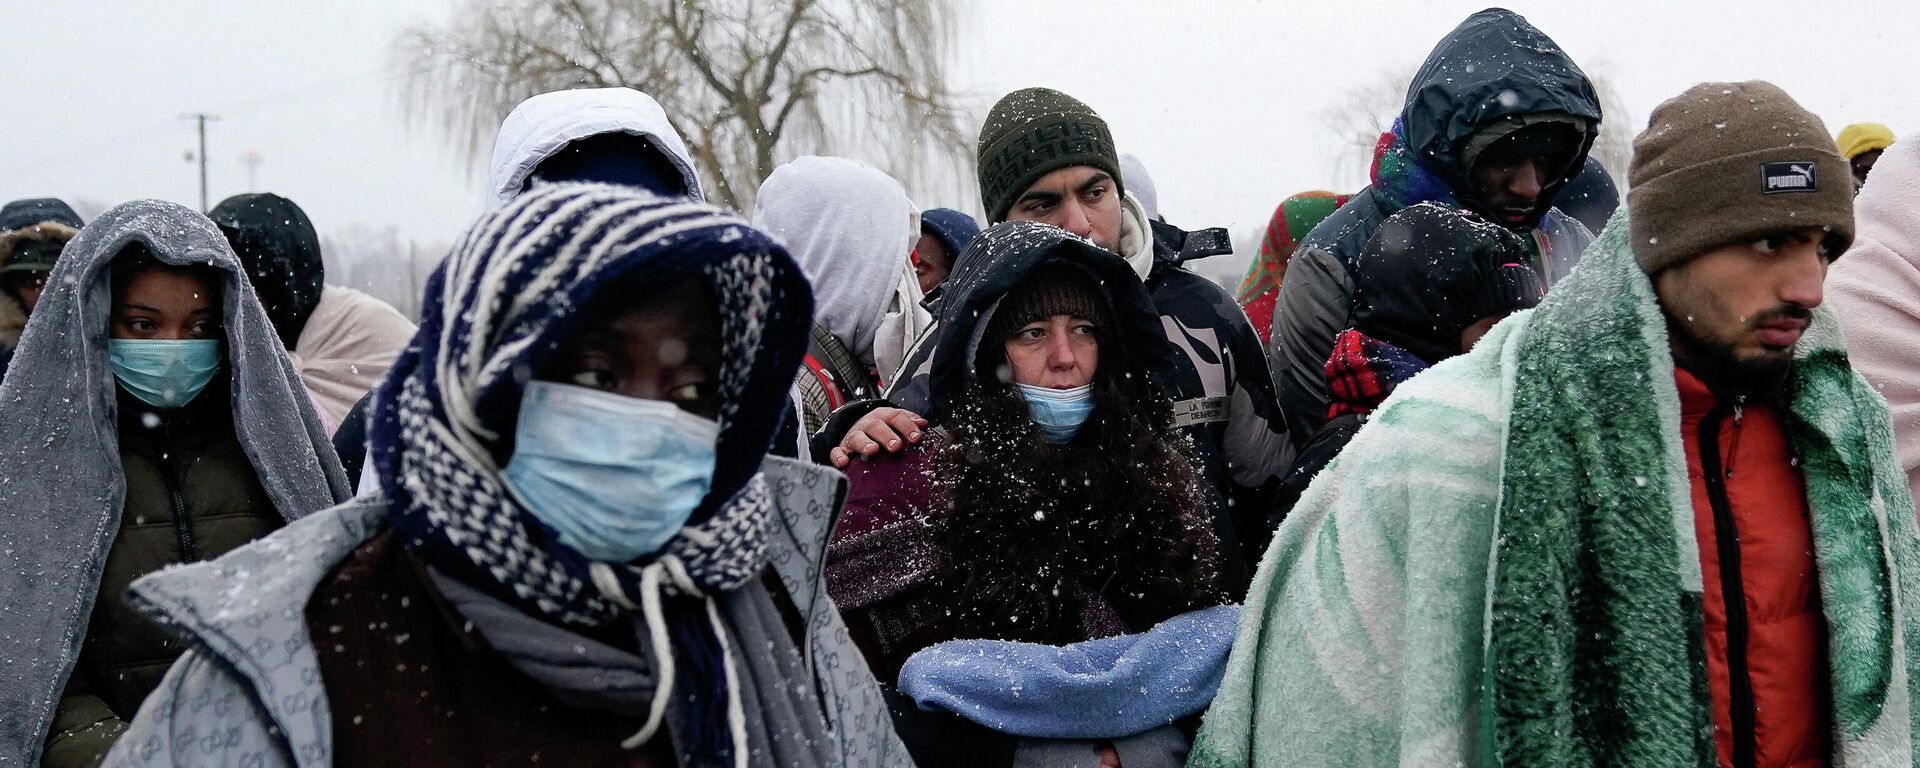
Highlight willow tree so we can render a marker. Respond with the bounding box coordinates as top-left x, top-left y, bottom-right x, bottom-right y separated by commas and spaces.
397, 0, 973, 211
